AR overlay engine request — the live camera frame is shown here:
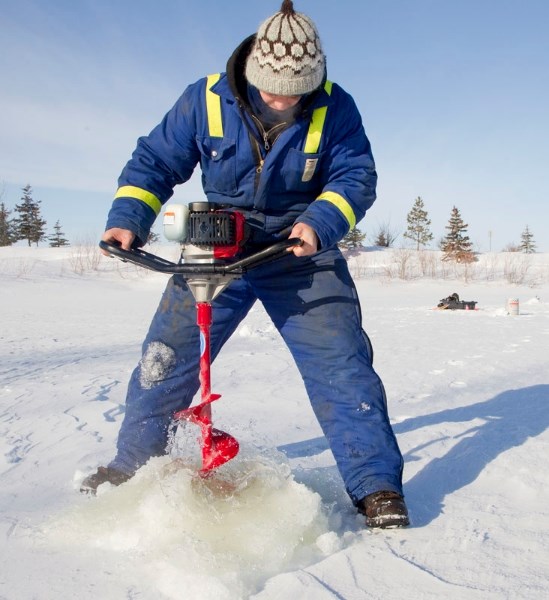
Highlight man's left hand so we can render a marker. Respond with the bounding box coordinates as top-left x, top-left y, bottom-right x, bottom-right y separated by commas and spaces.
289, 223, 318, 257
